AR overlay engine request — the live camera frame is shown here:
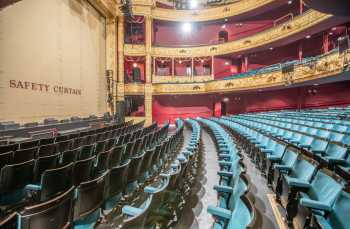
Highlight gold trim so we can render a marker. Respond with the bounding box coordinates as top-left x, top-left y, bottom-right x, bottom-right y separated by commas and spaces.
123, 51, 347, 95
152, 75, 214, 83
147, 0, 276, 22
124, 44, 147, 56
151, 10, 332, 57
124, 83, 145, 95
